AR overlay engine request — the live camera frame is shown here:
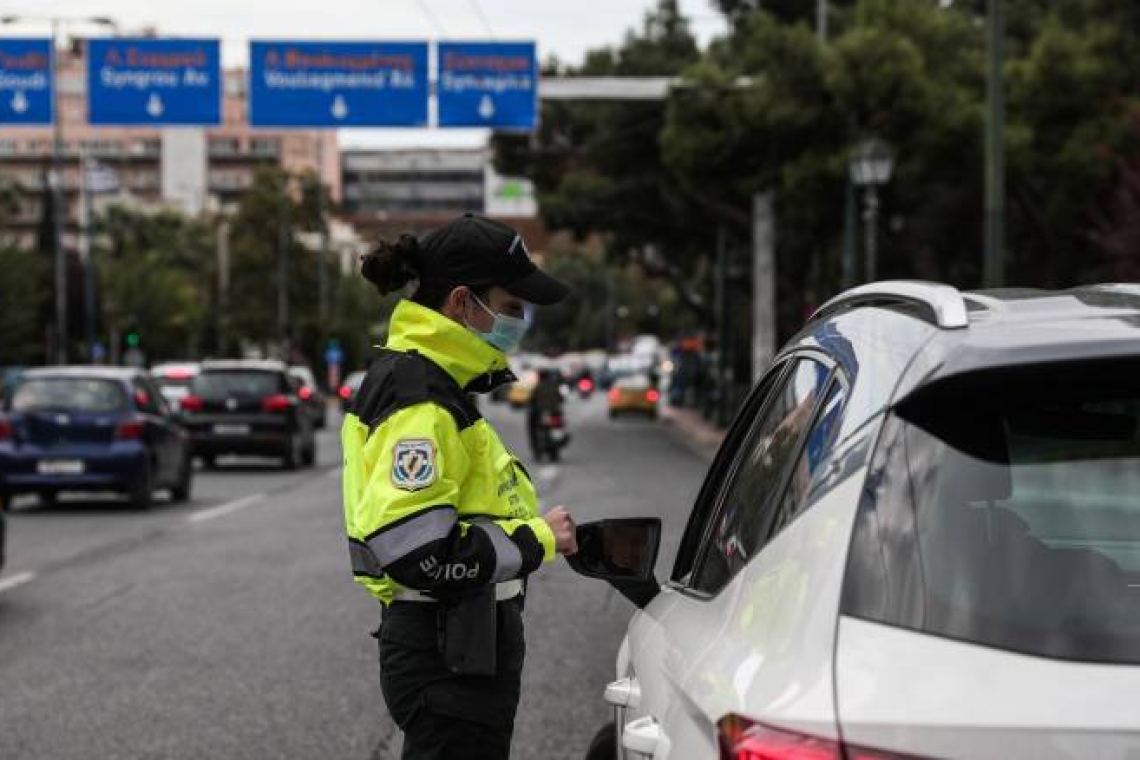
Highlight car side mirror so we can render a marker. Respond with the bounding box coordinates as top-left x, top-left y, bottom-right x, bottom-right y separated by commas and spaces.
566, 518, 662, 609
